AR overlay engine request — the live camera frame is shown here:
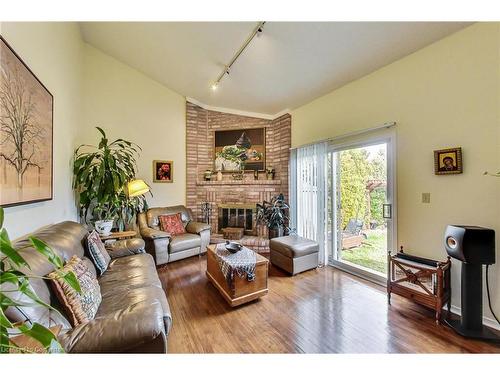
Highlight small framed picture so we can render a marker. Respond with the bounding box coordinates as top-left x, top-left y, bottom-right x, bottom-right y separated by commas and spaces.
434, 147, 463, 175
153, 160, 173, 183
